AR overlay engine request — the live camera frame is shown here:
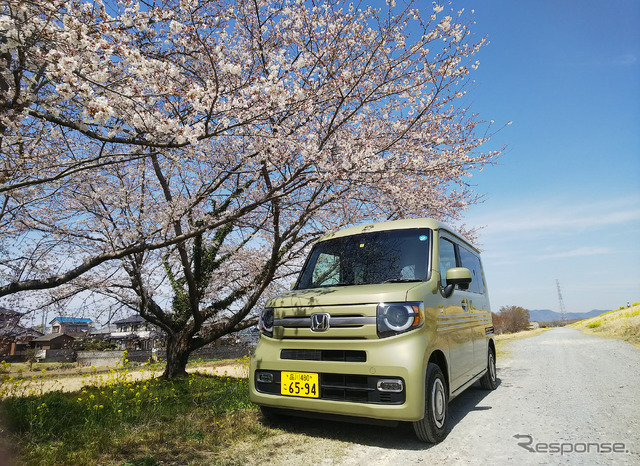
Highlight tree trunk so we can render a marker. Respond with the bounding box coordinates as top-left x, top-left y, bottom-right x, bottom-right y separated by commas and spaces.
162, 333, 191, 379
